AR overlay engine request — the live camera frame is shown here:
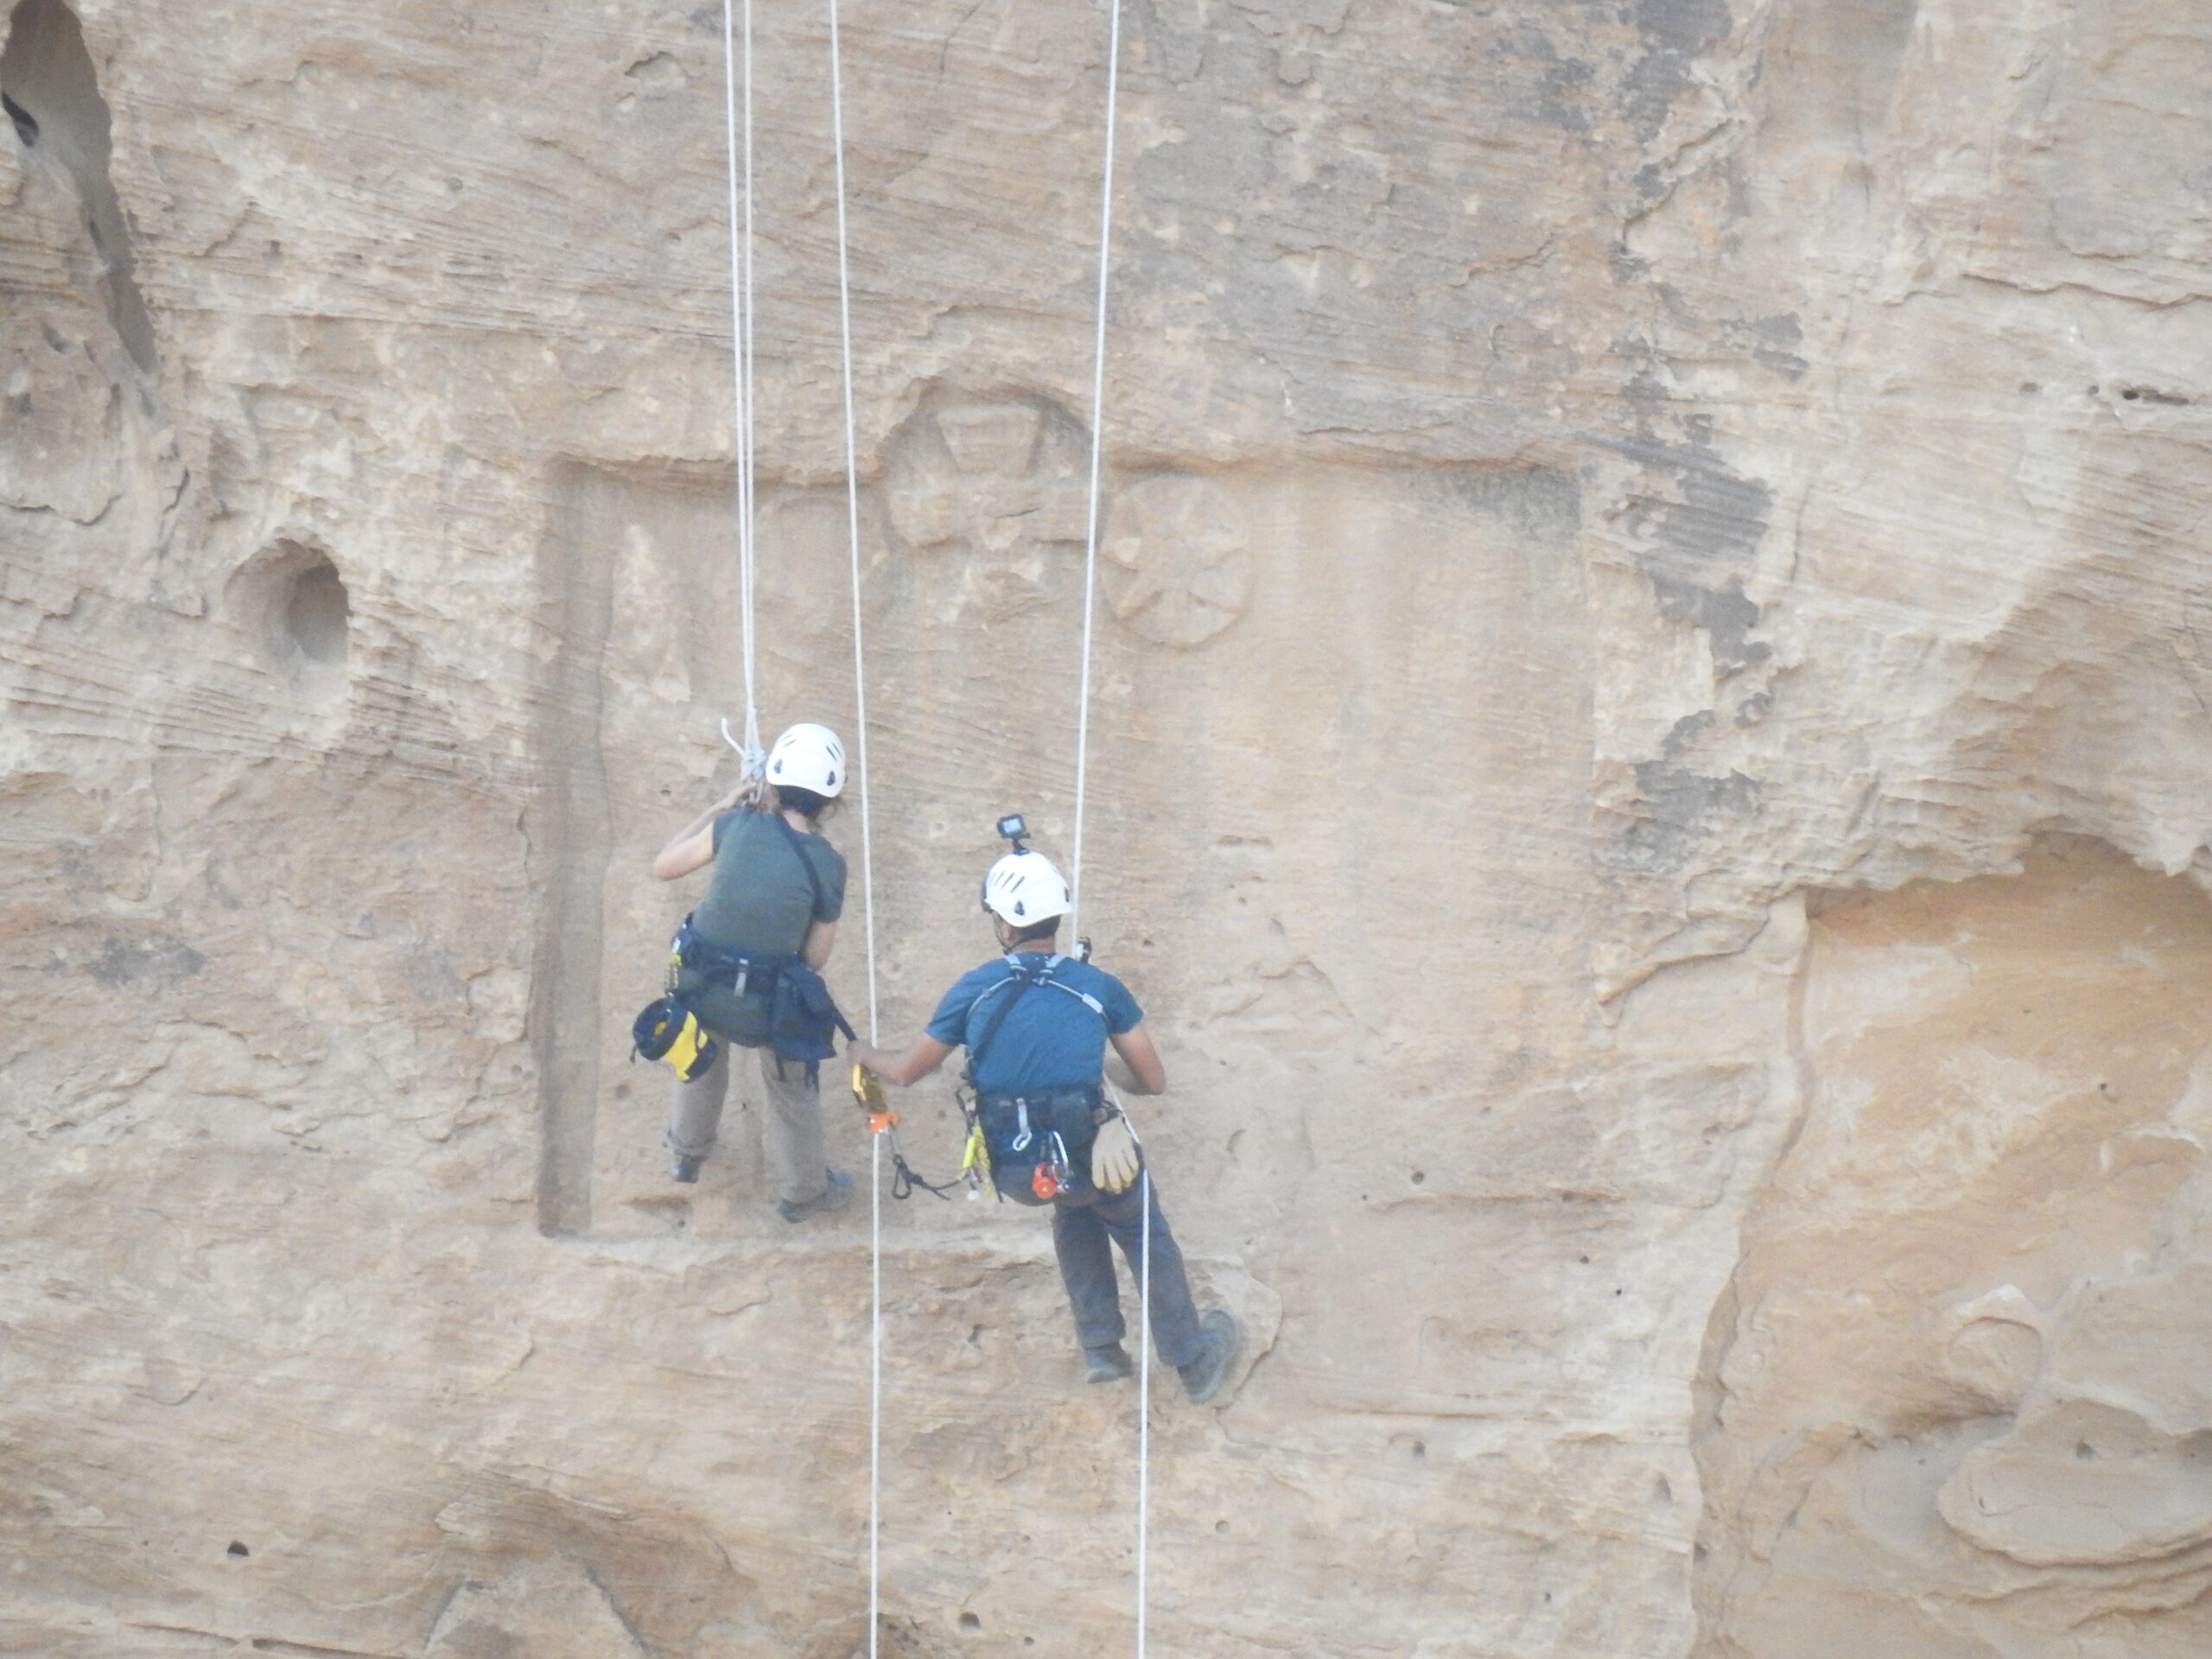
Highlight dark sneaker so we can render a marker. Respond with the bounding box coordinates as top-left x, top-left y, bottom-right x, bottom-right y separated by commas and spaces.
1084, 1342, 1135, 1385
671, 1154, 702, 1185
1178, 1309, 1243, 1405
778, 1168, 853, 1223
